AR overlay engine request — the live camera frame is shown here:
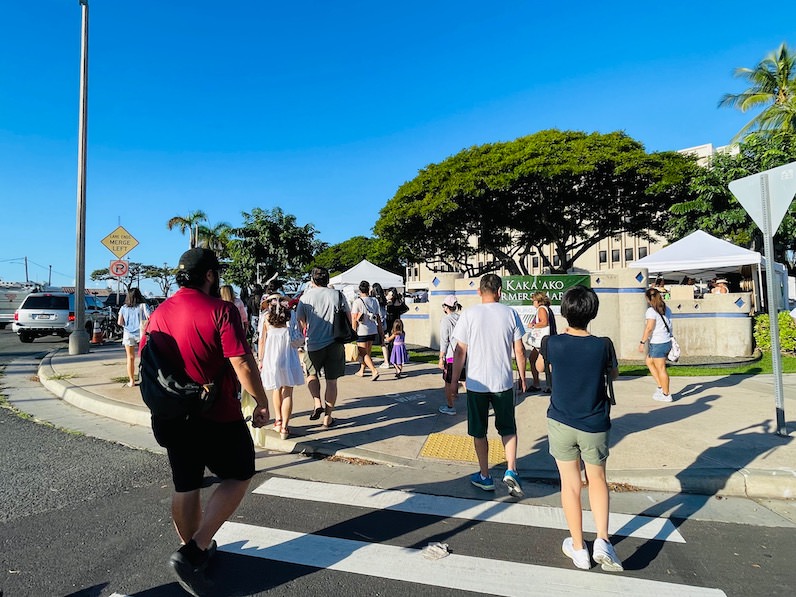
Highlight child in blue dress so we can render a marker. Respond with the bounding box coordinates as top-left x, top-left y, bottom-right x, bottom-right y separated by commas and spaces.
385, 320, 408, 378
